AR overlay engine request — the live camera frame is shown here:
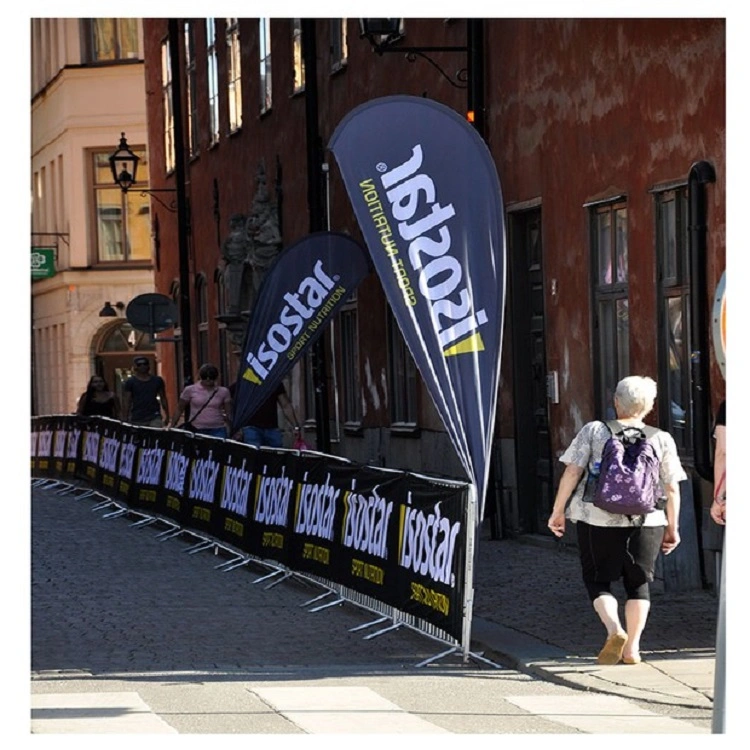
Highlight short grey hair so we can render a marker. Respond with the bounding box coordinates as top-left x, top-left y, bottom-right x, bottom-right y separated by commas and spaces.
614, 376, 657, 418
